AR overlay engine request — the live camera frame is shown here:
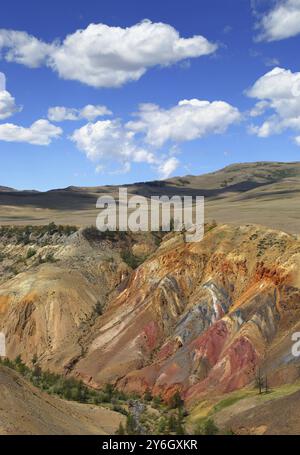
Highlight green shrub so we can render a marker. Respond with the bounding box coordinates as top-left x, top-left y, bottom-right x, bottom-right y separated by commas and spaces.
39, 252, 57, 263
121, 250, 145, 269
26, 248, 37, 259
113, 404, 128, 416
94, 301, 104, 316
169, 391, 184, 409
83, 226, 116, 242
152, 394, 163, 407
195, 418, 219, 435
0, 356, 129, 407
157, 417, 167, 434
126, 414, 137, 435
144, 388, 152, 402
168, 414, 177, 432
57, 225, 77, 236
115, 422, 126, 435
